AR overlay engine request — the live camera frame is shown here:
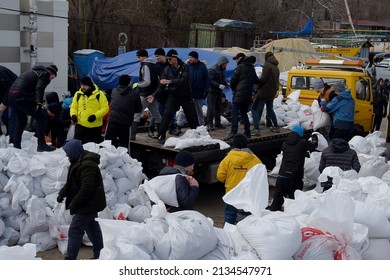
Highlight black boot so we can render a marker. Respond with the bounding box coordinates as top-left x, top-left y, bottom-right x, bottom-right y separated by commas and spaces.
157, 133, 166, 144
131, 122, 139, 140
